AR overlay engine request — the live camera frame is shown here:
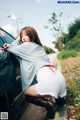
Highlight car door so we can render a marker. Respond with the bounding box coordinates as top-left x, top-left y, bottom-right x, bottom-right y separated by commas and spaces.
0, 28, 21, 95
